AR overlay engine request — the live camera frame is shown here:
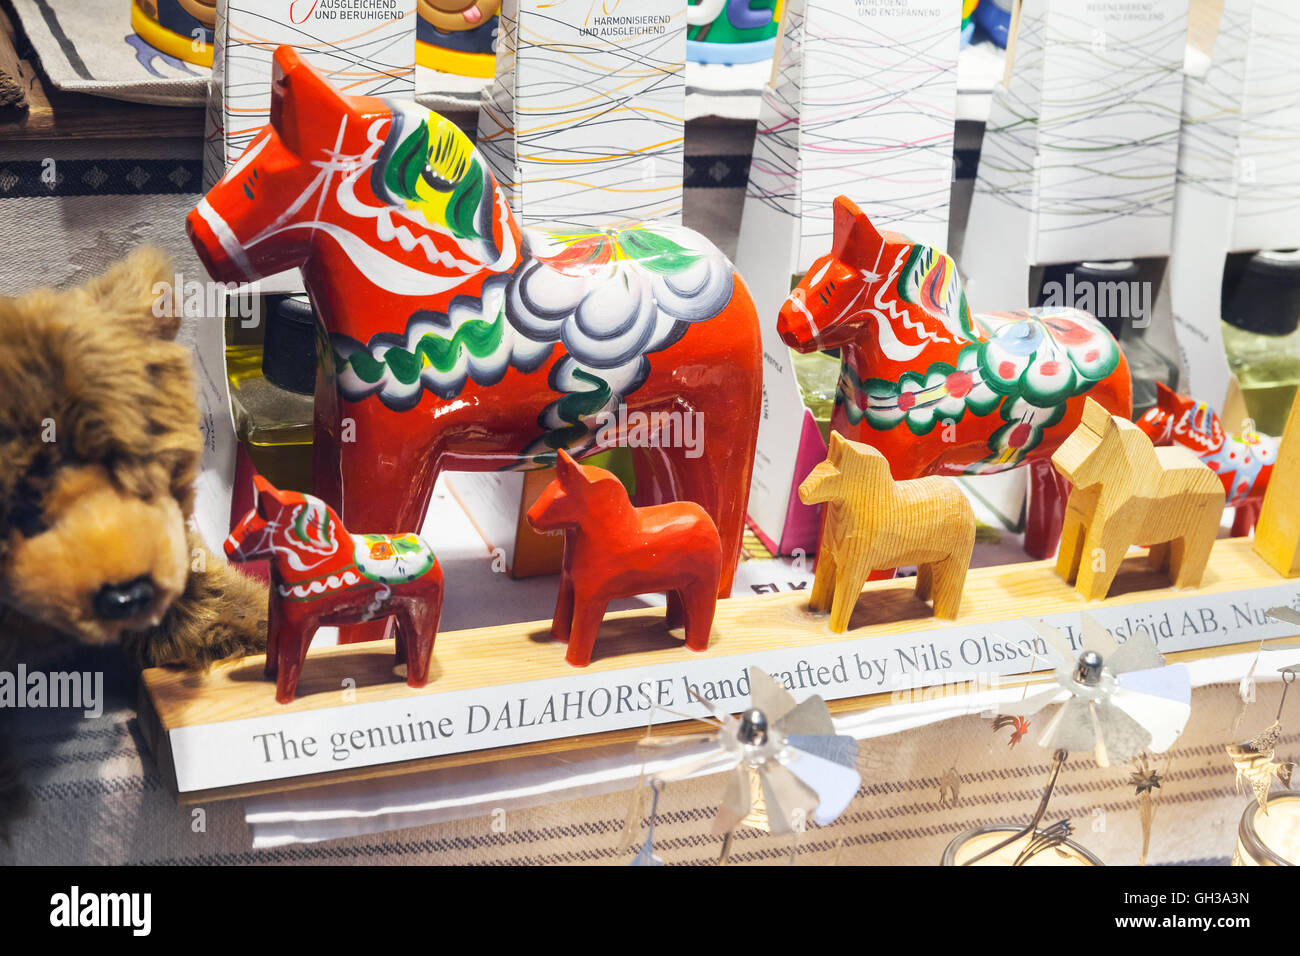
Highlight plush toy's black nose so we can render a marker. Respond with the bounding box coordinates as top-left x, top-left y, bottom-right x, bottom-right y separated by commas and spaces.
93, 577, 156, 620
